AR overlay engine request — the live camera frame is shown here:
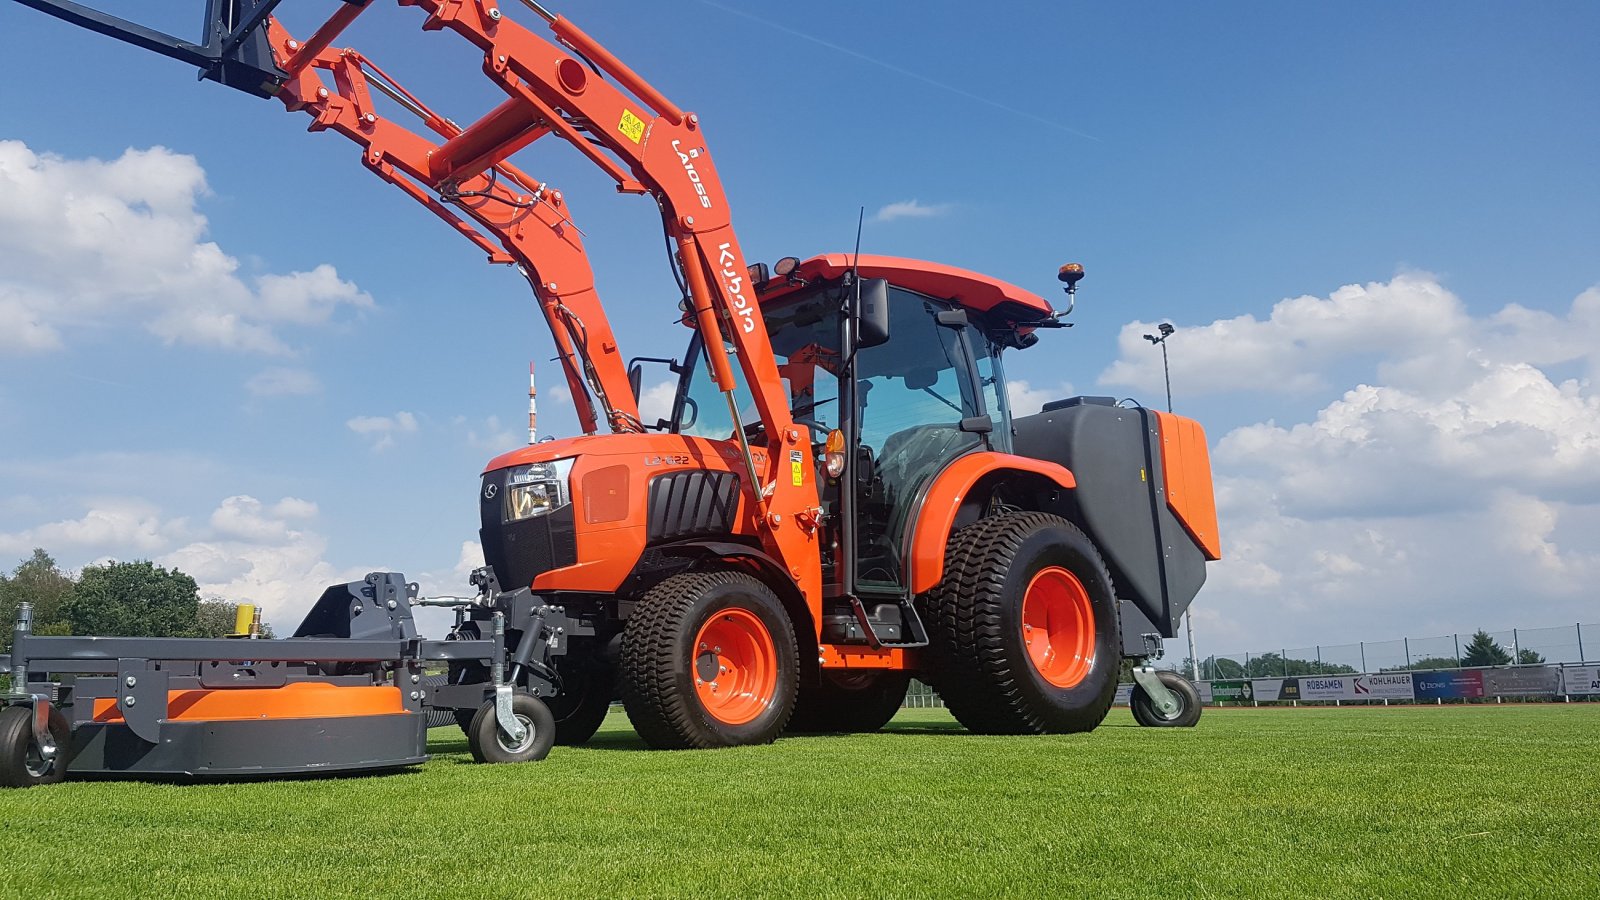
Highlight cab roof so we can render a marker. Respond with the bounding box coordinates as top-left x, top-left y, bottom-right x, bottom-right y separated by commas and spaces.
759, 254, 1052, 319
